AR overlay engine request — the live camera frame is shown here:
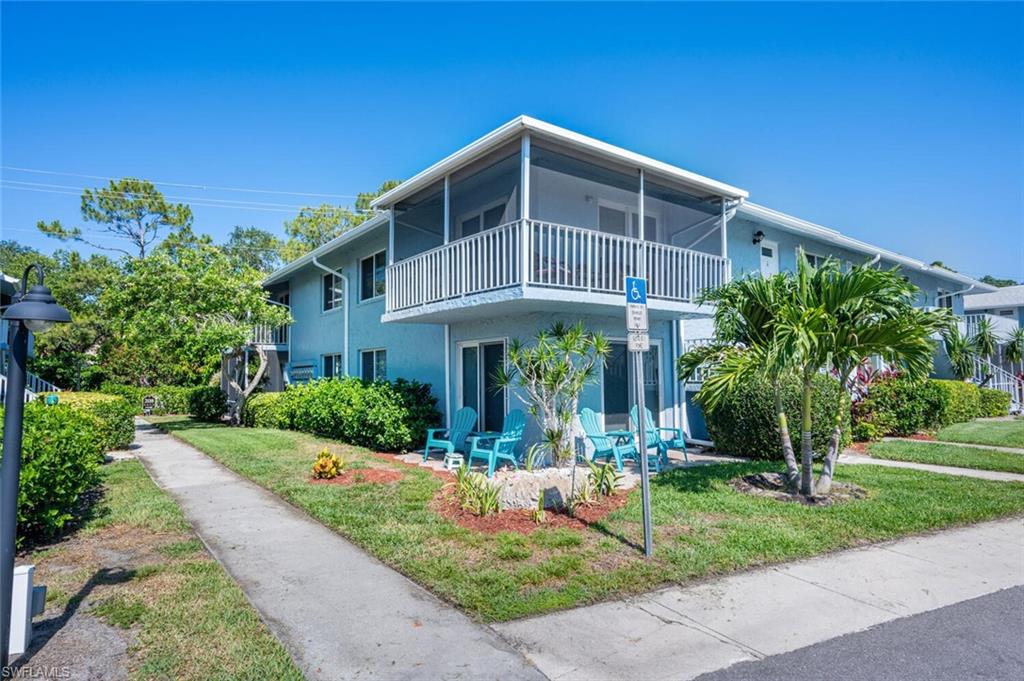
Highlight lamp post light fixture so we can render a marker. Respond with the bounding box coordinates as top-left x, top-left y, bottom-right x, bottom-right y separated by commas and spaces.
752, 230, 765, 245
0, 264, 70, 668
